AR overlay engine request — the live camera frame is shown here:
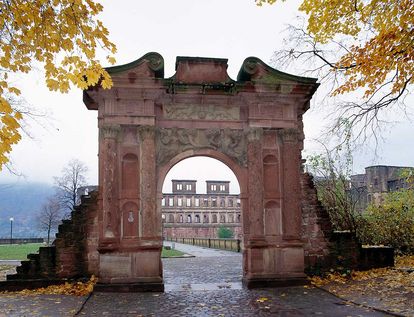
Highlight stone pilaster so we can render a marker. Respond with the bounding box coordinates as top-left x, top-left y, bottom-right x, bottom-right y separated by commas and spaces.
100, 125, 121, 243
138, 125, 159, 238
246, 127, 264, 238
279, 128, 302, 240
